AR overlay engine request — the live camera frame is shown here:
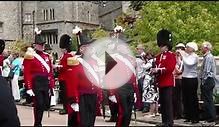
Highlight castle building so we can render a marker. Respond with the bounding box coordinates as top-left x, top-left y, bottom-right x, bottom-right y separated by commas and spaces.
0, 1, 132, 56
